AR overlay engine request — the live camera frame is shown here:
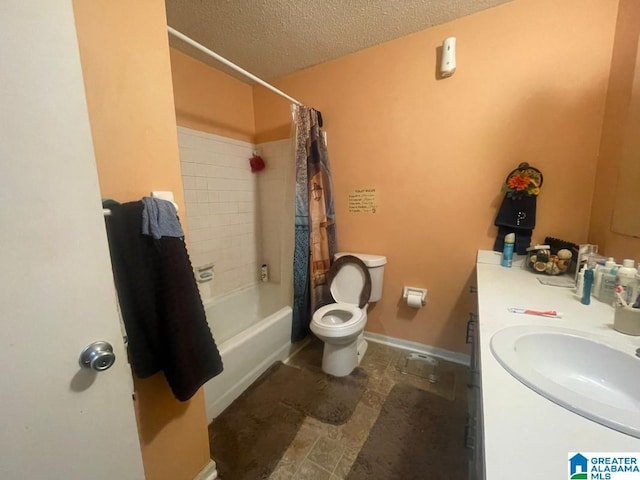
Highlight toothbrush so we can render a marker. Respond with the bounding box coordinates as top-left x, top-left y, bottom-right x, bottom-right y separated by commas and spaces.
614, 286, 629, 308
508, 308, 563, 318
